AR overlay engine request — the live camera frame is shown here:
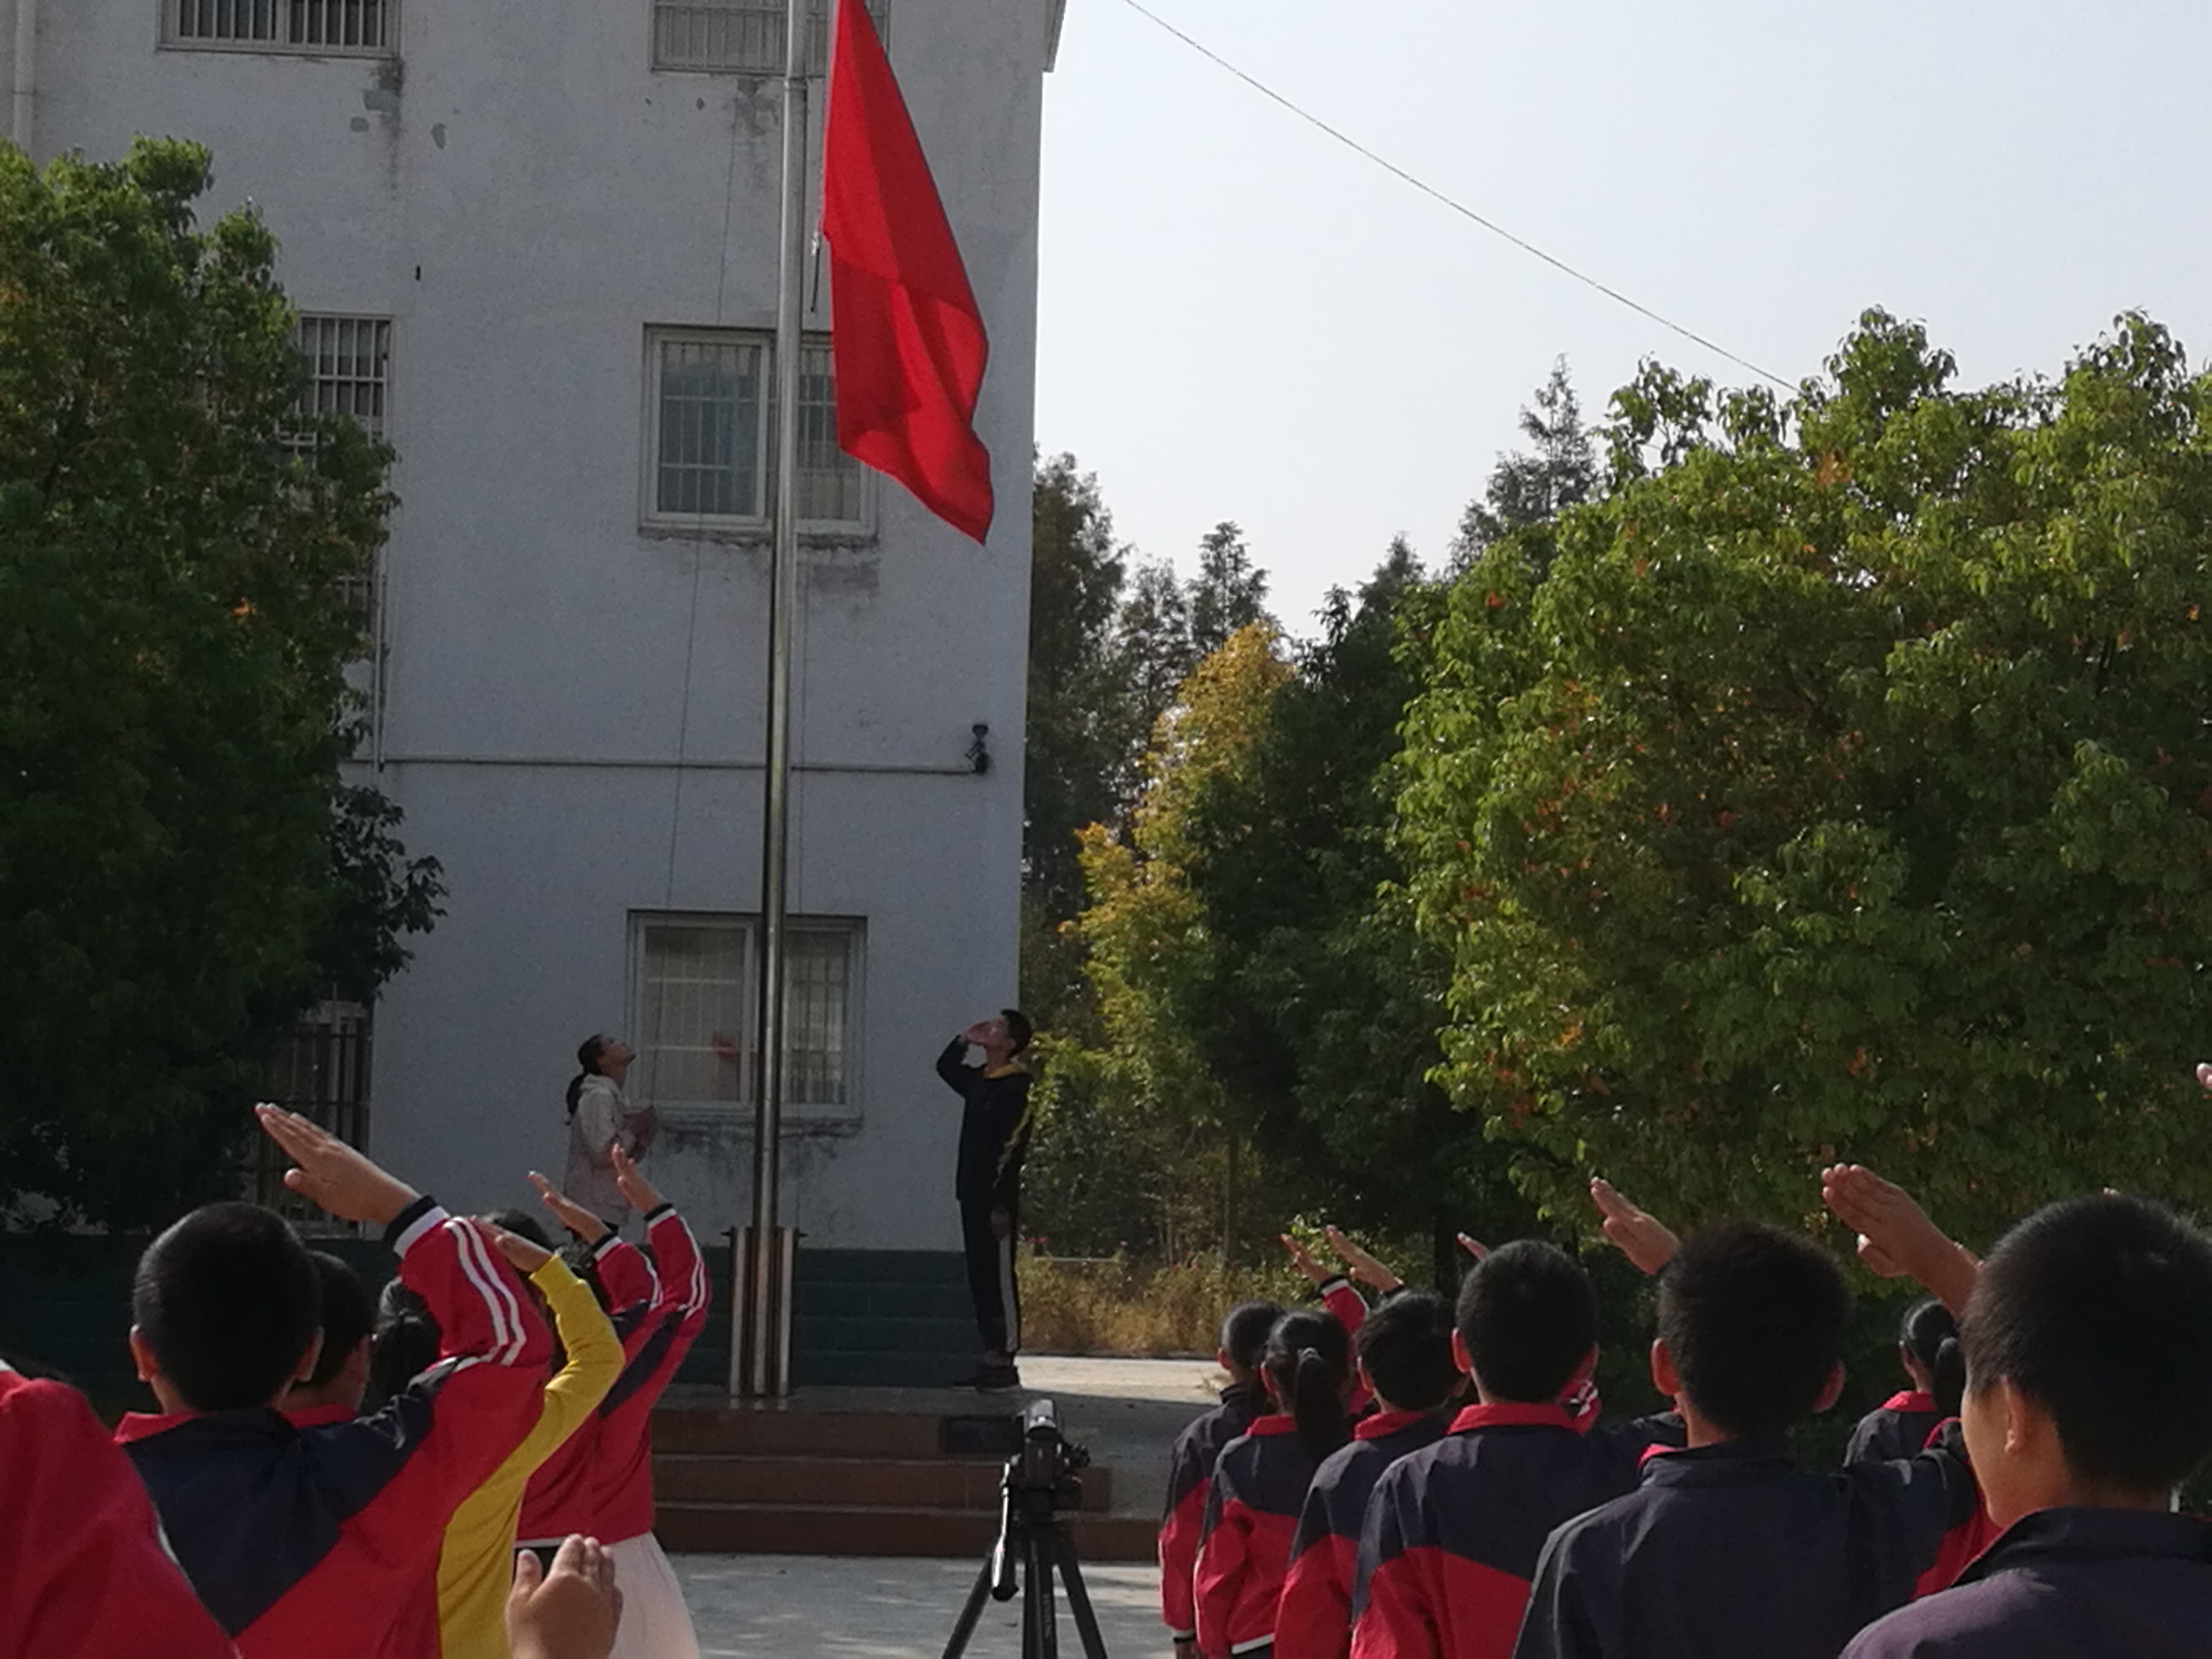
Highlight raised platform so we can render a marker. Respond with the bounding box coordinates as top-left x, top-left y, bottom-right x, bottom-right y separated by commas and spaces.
651, 1356, 1223, 1563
